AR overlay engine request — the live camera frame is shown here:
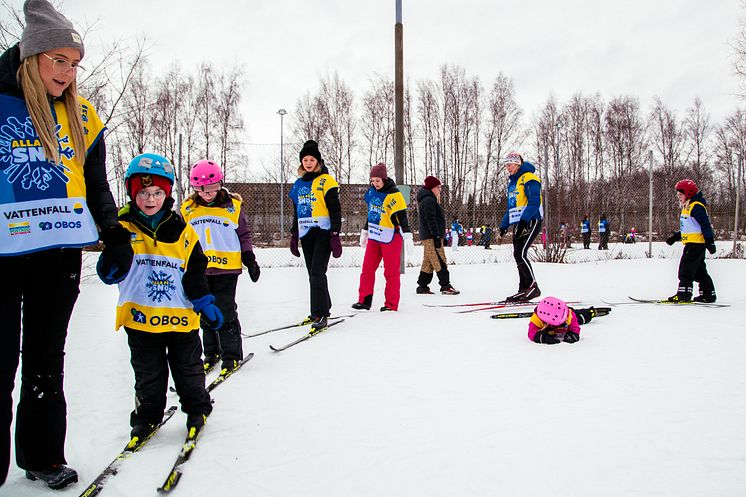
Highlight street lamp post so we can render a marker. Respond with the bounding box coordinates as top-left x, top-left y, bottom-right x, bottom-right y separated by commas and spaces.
277, 109, 287, 240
